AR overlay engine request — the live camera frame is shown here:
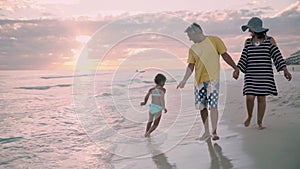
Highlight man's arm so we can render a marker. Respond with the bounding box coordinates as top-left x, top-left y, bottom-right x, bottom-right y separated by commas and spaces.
221, 52, 239, 79
177, 63, 195, 89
